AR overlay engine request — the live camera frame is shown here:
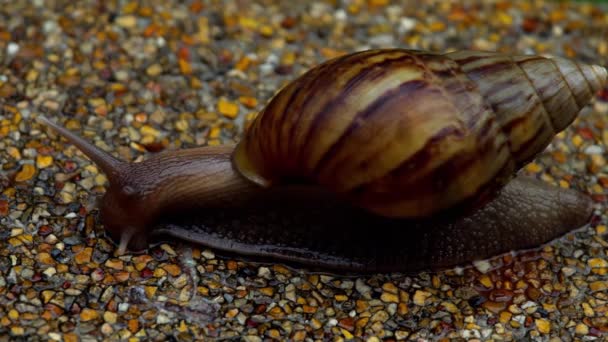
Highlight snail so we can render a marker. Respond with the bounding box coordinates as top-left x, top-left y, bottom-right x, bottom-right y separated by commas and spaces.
38, 48, 607, 273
